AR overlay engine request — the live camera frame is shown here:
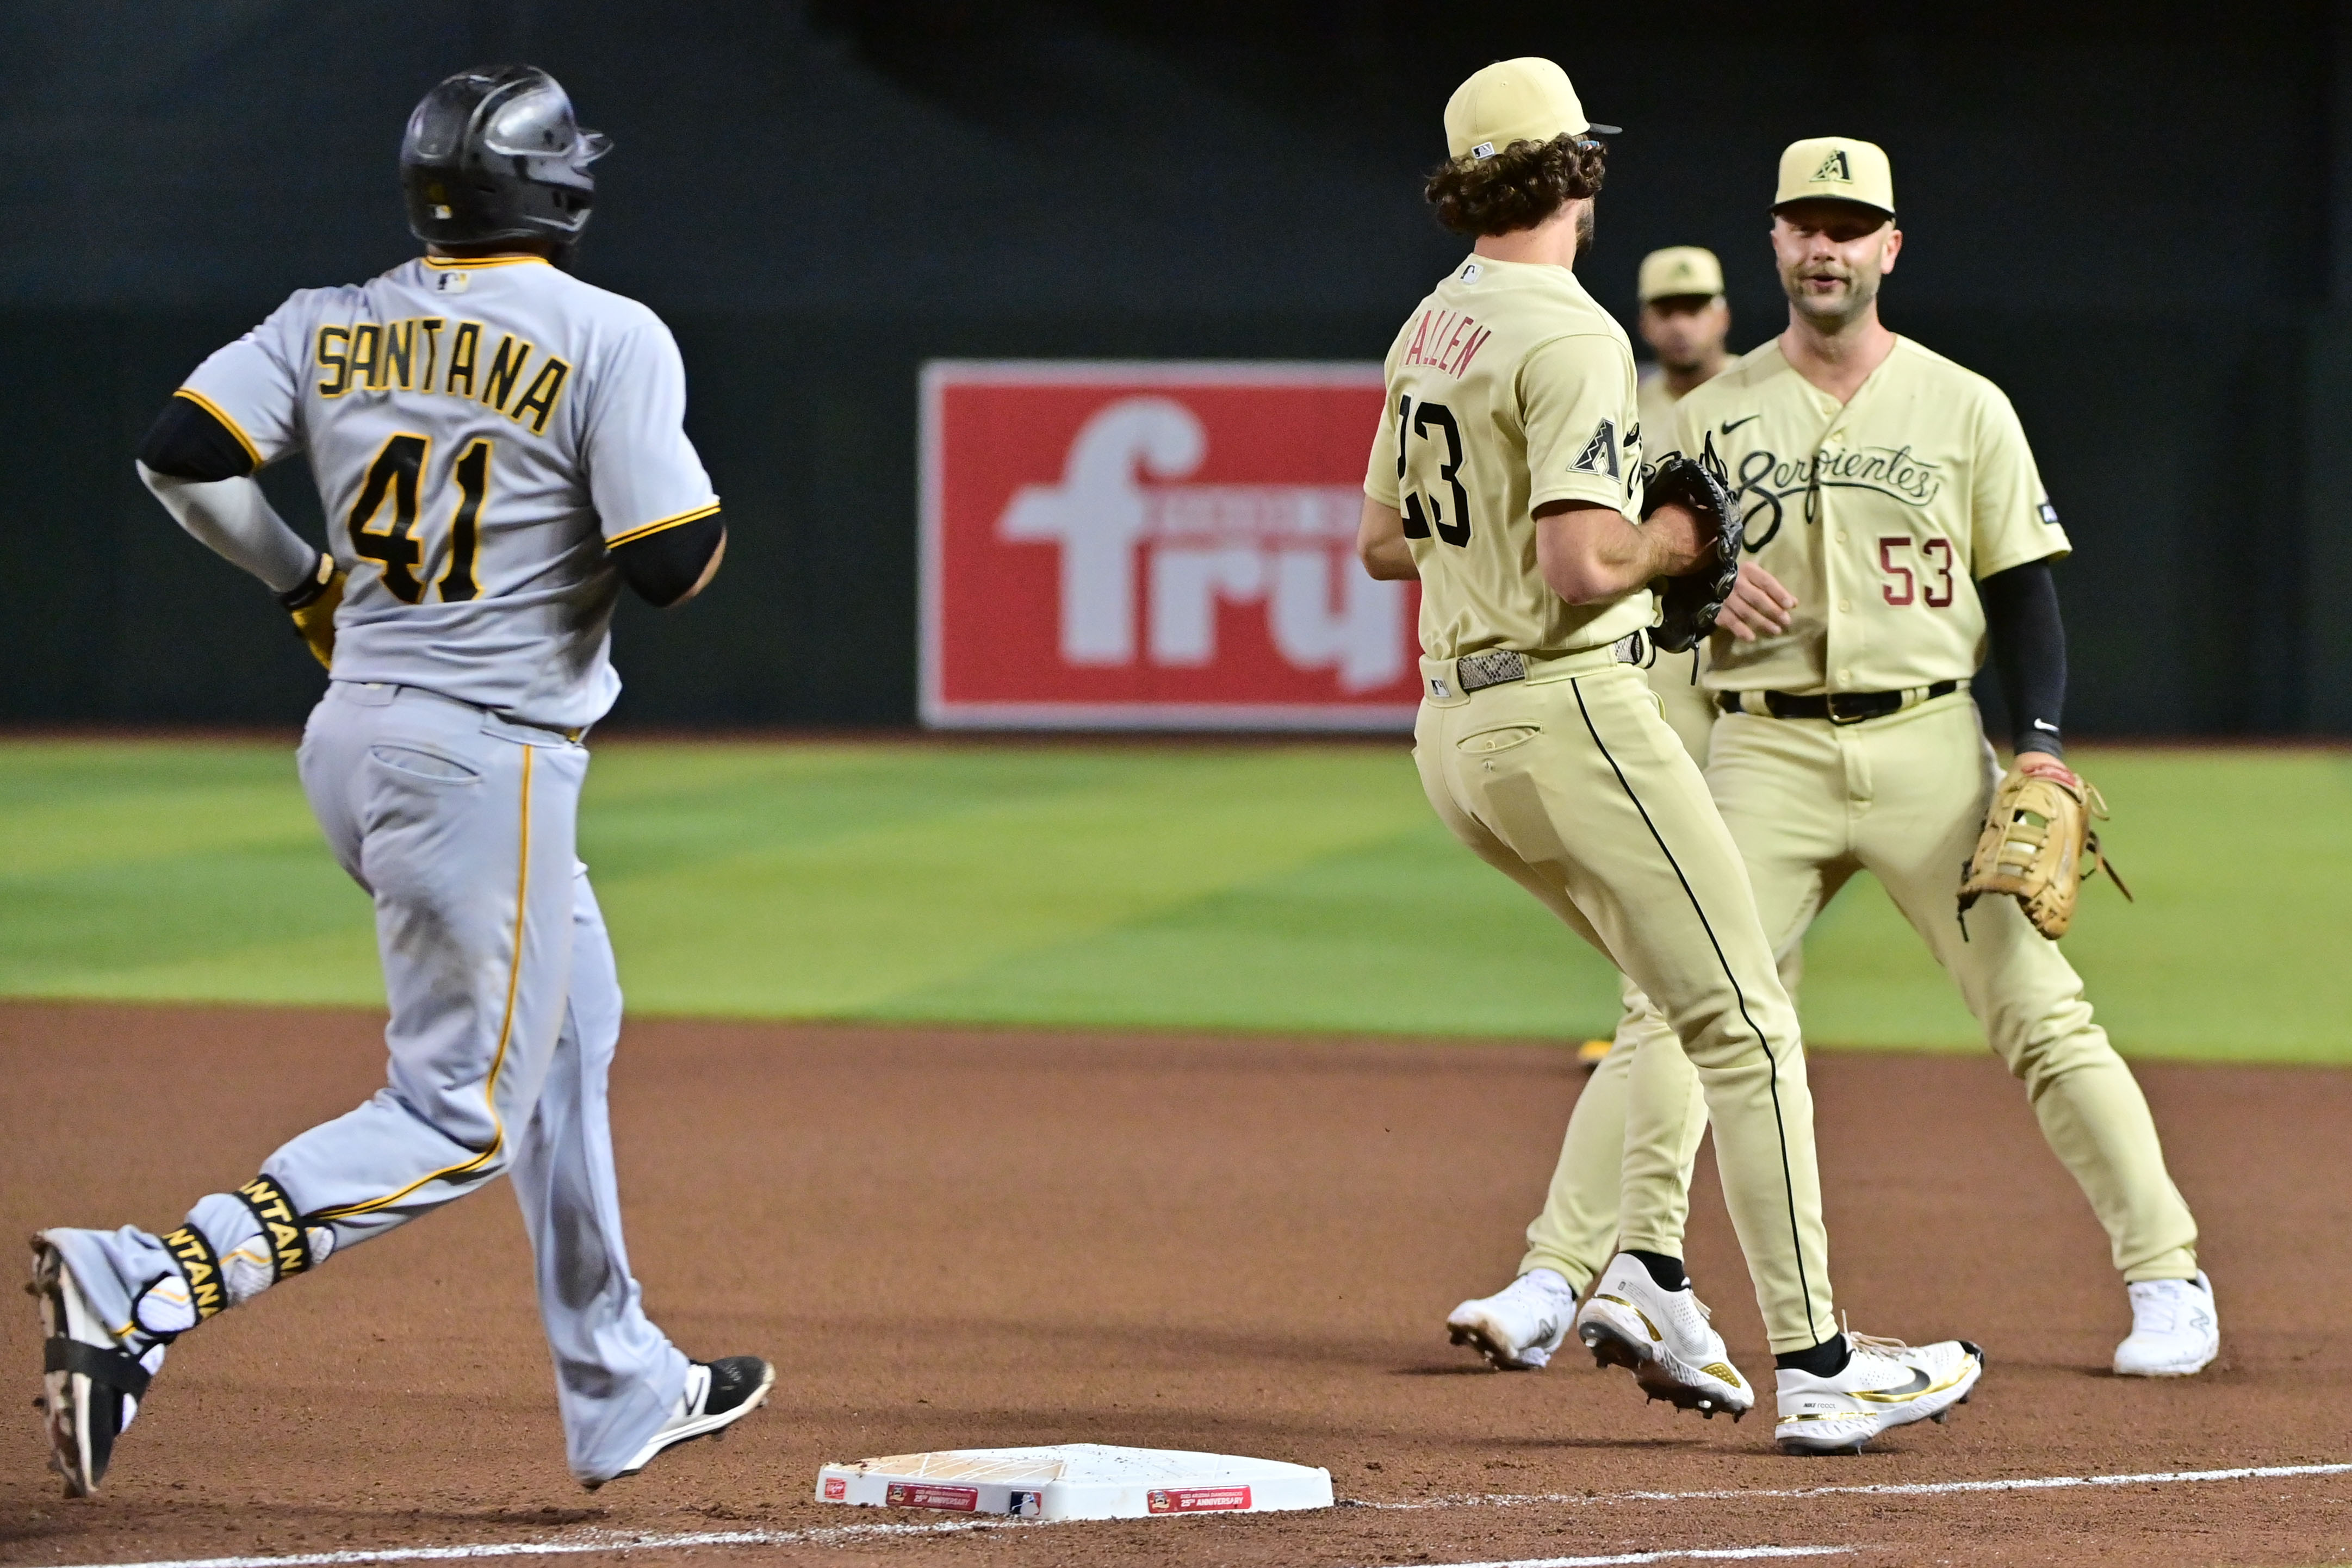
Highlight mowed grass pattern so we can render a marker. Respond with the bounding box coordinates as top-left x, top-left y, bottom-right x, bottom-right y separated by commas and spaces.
0, 738, 2343, 1061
